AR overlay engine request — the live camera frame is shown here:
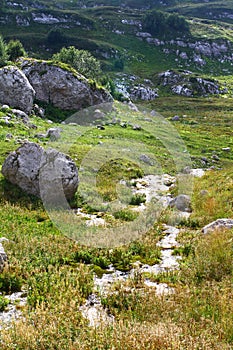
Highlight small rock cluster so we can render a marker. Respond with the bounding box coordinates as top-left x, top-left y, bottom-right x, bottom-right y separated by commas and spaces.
157, 70, 225, 97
